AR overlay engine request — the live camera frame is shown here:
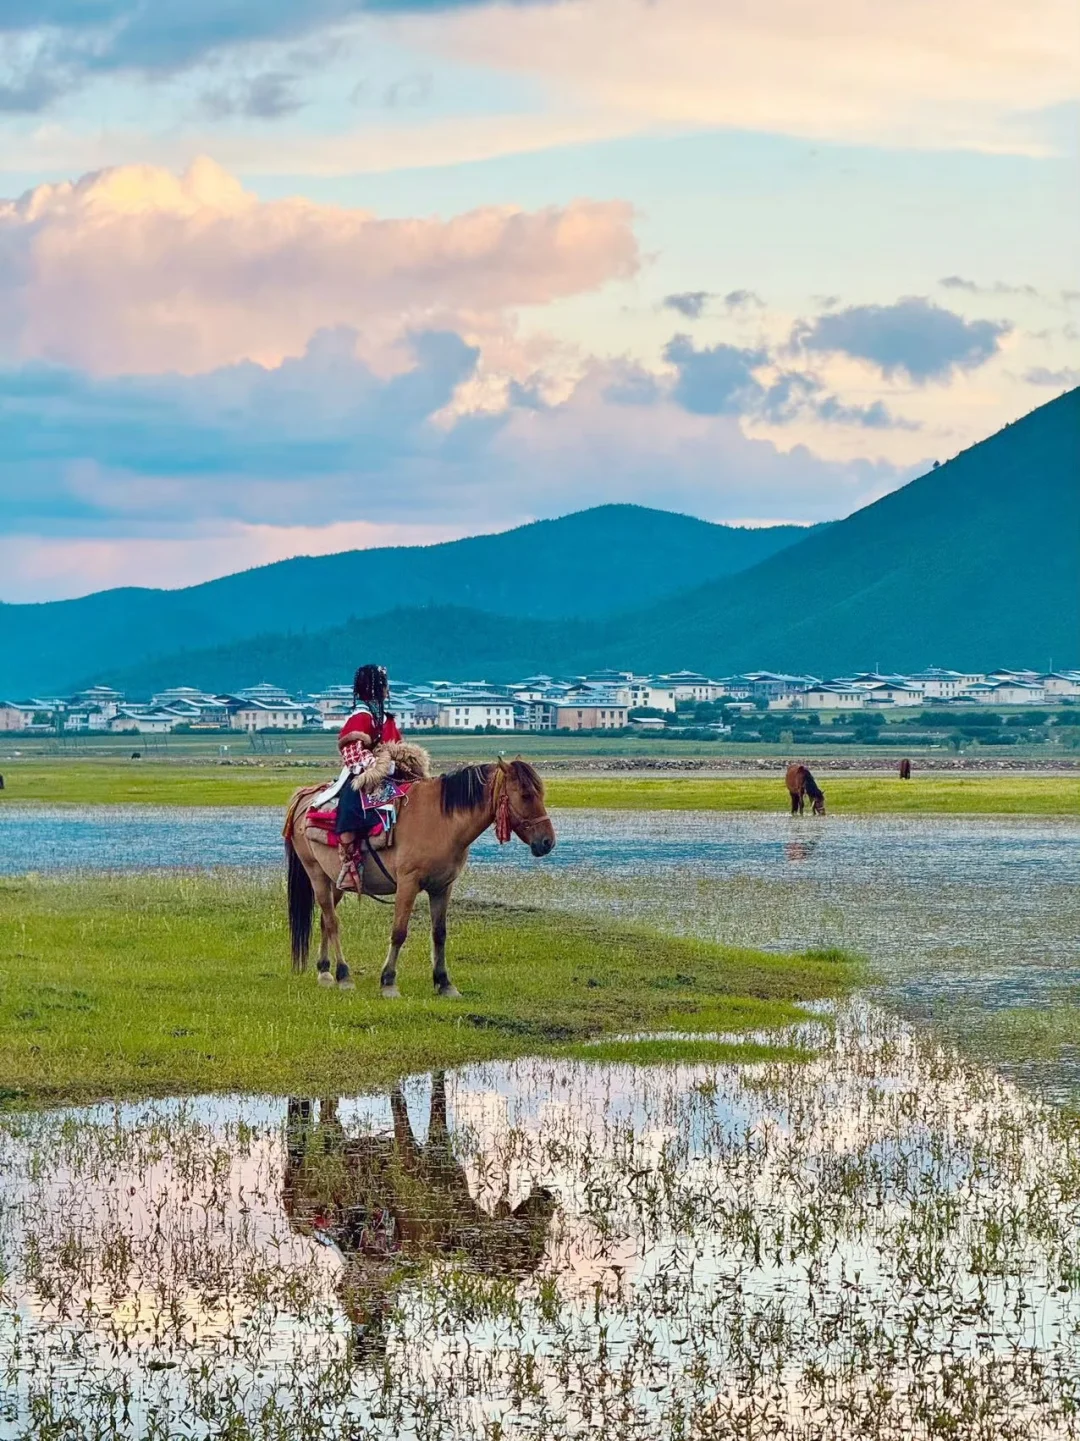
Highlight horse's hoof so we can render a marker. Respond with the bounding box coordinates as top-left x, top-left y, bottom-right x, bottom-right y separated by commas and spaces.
317, 971, 335, 988
381, 985, 401, 1000
437, 984, 462, 999
337, 976, 355, 991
